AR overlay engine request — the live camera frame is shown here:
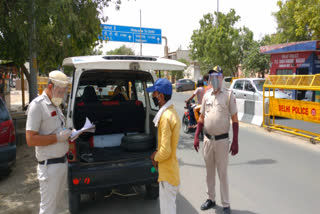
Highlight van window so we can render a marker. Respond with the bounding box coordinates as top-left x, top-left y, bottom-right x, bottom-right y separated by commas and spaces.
134, 81, 146, 107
